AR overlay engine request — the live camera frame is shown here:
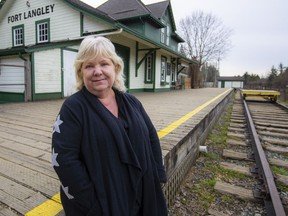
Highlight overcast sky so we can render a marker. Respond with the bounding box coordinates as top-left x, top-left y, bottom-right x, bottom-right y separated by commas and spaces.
82, 0, 288, 77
